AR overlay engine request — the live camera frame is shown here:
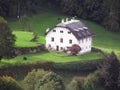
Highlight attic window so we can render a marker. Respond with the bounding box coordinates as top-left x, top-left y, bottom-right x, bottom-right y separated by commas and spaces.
53, 30, 56, 32
68, 31, 71, 34
60, 31, 63, 33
